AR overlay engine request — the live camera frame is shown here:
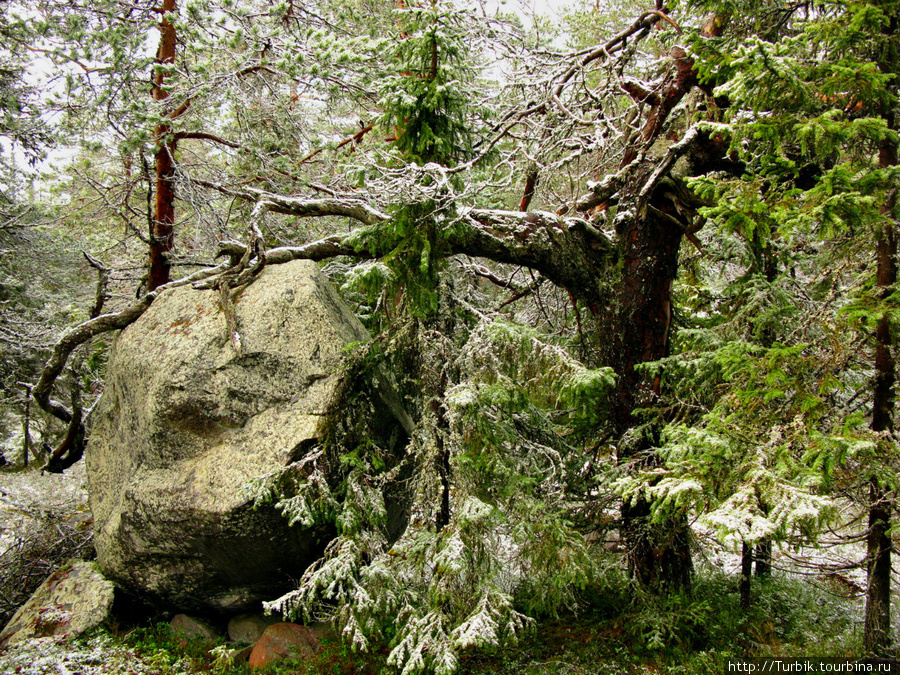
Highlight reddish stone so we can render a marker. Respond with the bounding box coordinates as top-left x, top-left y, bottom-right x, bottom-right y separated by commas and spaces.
248, 623, 320, 670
